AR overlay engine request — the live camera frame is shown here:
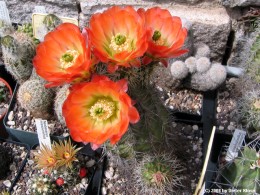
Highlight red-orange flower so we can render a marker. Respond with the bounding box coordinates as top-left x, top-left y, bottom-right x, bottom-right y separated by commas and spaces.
33, 23, 92, 87
138, 7, 188, 66
62, 75, 140, 148
87, 6, 149, 72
